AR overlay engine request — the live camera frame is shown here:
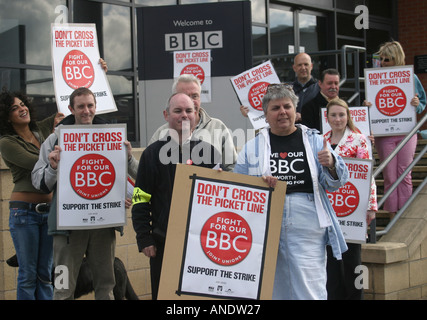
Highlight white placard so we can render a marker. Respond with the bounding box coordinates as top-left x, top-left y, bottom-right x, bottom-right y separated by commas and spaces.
327, 158, 373, 243
57, 124, 127, 229
364, 66, 416, 136
174, 50, 211, 103
230, 60, 280, 130
178, 177, 271, 299
51, 23, 117, 115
